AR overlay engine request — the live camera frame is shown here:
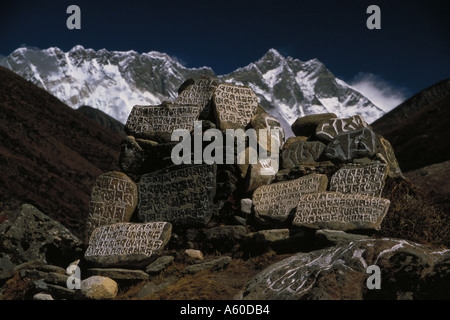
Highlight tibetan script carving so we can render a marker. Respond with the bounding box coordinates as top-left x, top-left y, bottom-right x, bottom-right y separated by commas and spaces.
323, 127, 378, 162
329, 164, 388, 197
84, 222, 172, 267
293, 192, 390, 231
84, 171, 138, 242
376, 135, 402, 177
175, 78, 217, 118
137, 164, 216, 226
252, 173, 328, 222
125, 102, 201, 142
280, 140, 326, 169
316, 115, 370, 141
213, 83, 259, 130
